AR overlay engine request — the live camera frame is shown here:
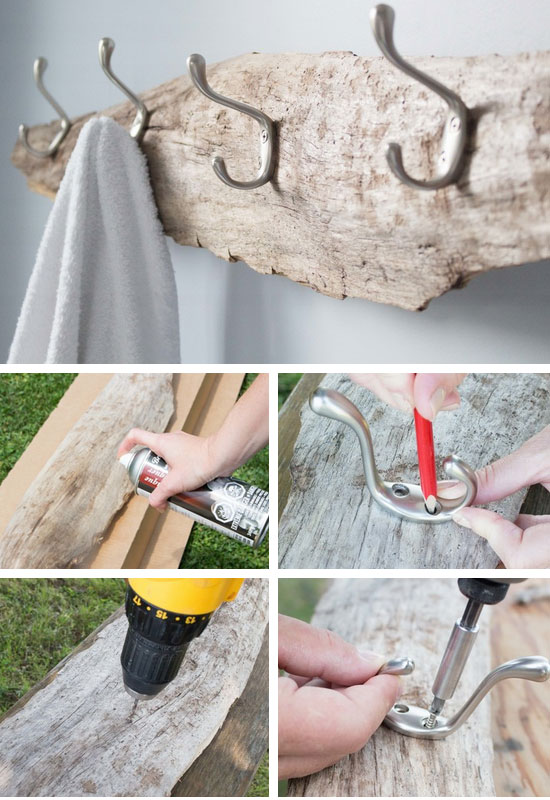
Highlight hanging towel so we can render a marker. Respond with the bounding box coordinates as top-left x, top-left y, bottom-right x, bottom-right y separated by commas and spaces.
8, 117, 181, 364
